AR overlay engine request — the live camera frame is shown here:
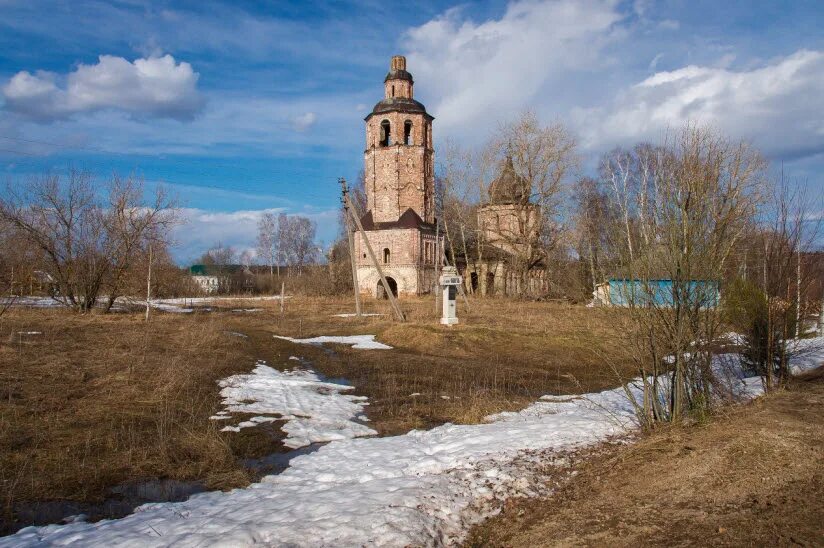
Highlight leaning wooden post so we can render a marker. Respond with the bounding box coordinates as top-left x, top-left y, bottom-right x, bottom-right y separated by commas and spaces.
344, 194, 405, 322
340, 178, 362, 316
